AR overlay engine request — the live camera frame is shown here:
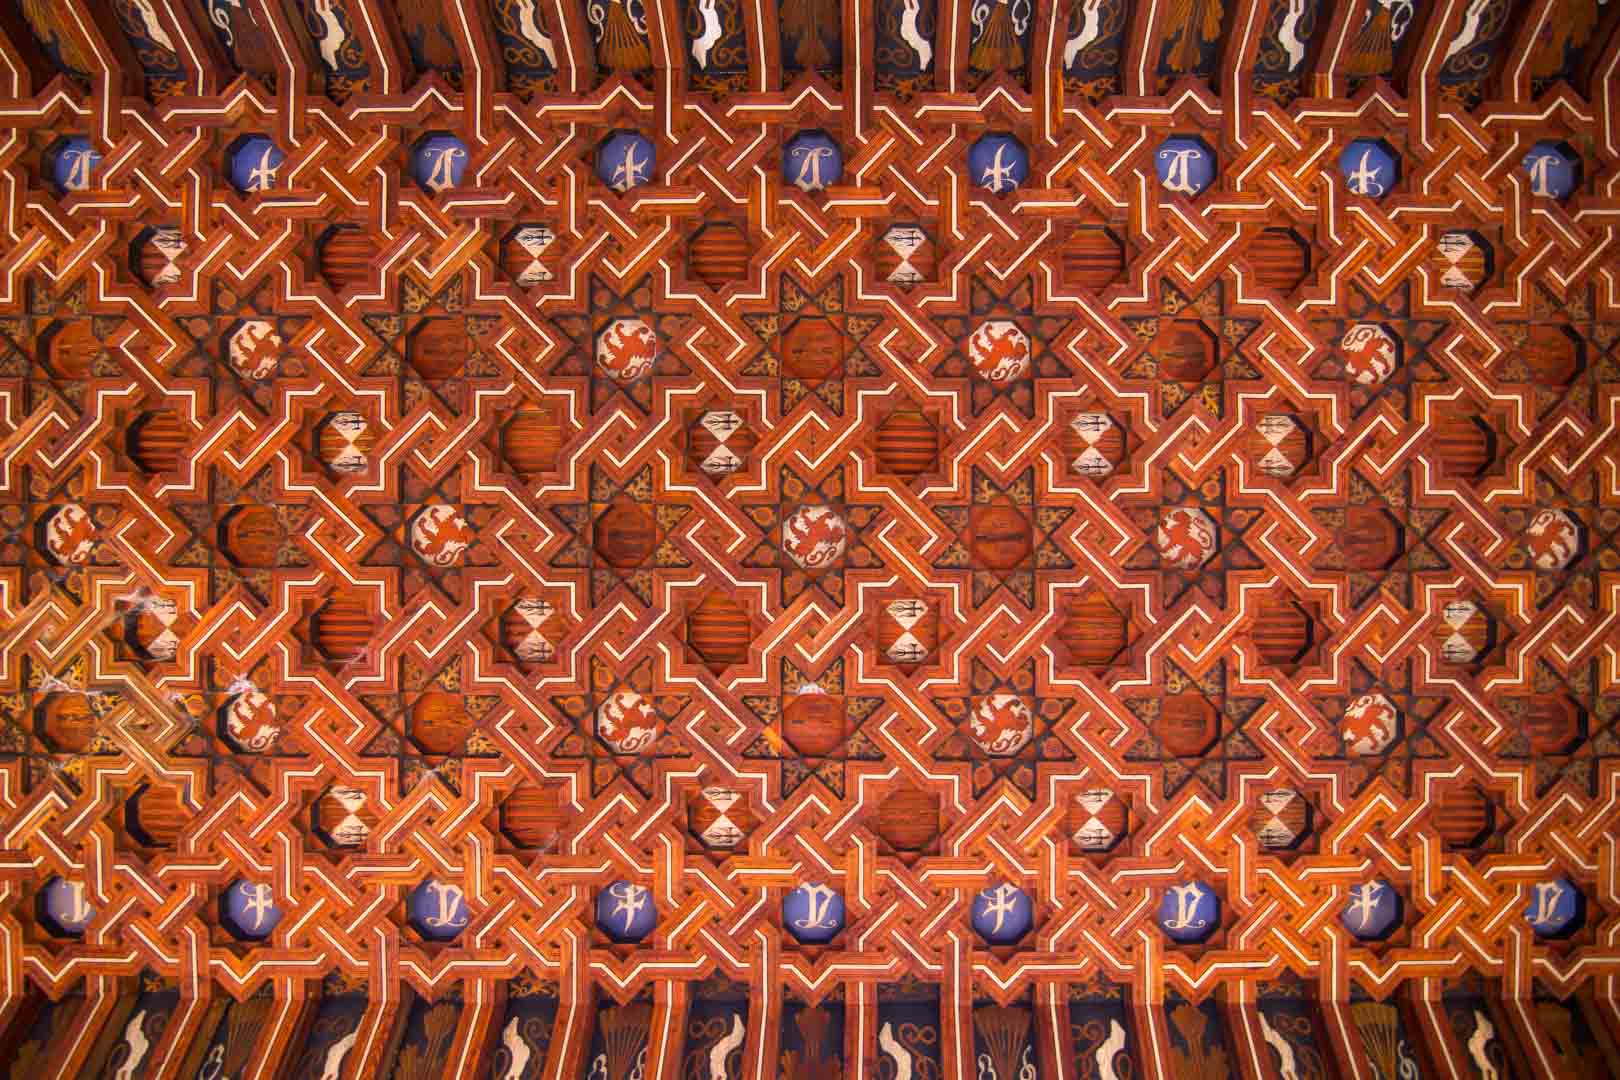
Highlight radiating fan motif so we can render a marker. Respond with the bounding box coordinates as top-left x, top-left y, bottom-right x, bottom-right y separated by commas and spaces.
393, 1001, 460, 1079
590, 0, 653, 71
973, 1006, 1034, 1080
219, 995, 276, 1079
1351, 1003, 1419, 1080
591, 1003, 653, 1079
1167, 1004, 1229, 1080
